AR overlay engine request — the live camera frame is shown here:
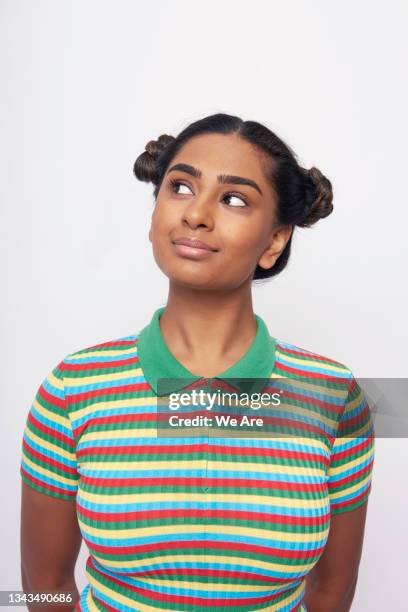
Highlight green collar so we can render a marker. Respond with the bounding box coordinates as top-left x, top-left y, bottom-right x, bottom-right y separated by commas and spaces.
137, 306, 276, 396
